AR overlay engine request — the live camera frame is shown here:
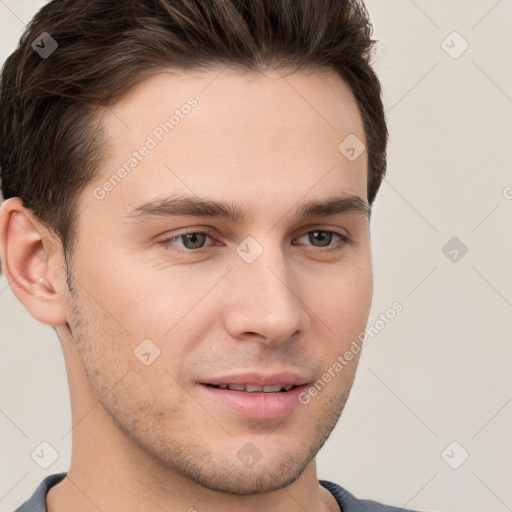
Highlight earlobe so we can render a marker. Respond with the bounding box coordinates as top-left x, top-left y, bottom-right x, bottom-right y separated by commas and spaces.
0, 197, 68, 326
